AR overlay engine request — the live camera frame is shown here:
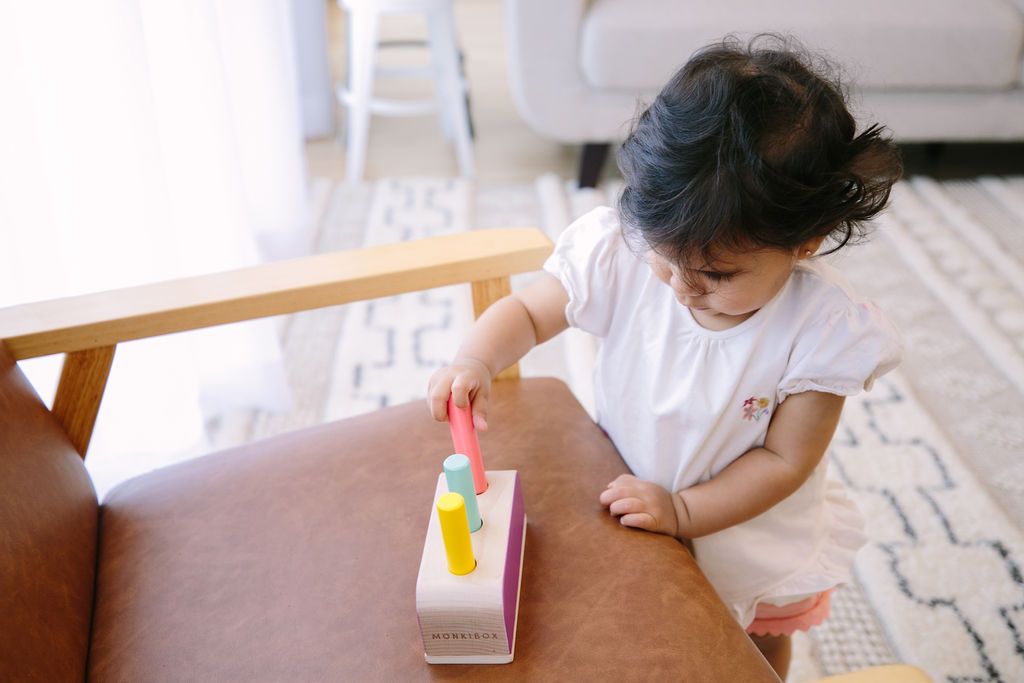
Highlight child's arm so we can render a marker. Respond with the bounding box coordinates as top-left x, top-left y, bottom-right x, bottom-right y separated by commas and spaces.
600, 391, 845, 539
427, 274, 569, 430
672, 391, 845, 537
